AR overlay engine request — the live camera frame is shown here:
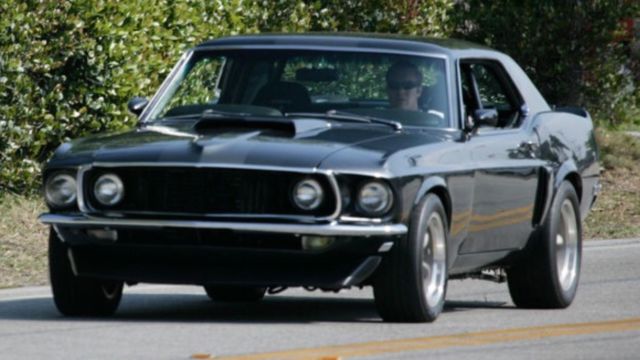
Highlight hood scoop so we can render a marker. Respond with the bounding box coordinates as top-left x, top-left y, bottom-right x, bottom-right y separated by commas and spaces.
193, 116, 330, 138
